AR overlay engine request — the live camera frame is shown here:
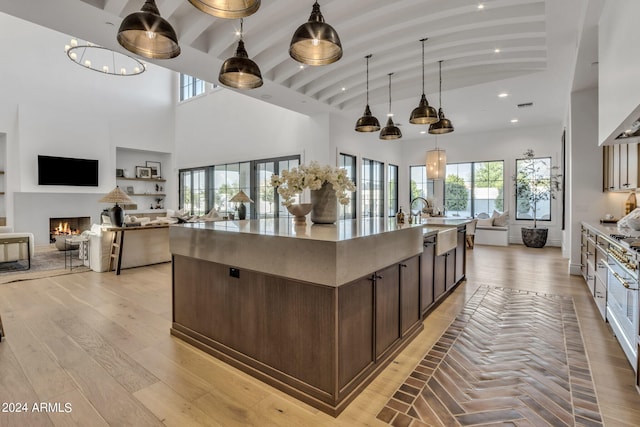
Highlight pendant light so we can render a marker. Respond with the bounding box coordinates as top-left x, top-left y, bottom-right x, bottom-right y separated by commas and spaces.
426, 138, 447, 180
429, 60, 455, 134
219, 19, 263, 89
187, 0, 260, 19
380, 73, 402, 140
355, 54, 380, 132
289, 1, 342, 66
409, 38, 438, 125
117, 0, 180, 59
